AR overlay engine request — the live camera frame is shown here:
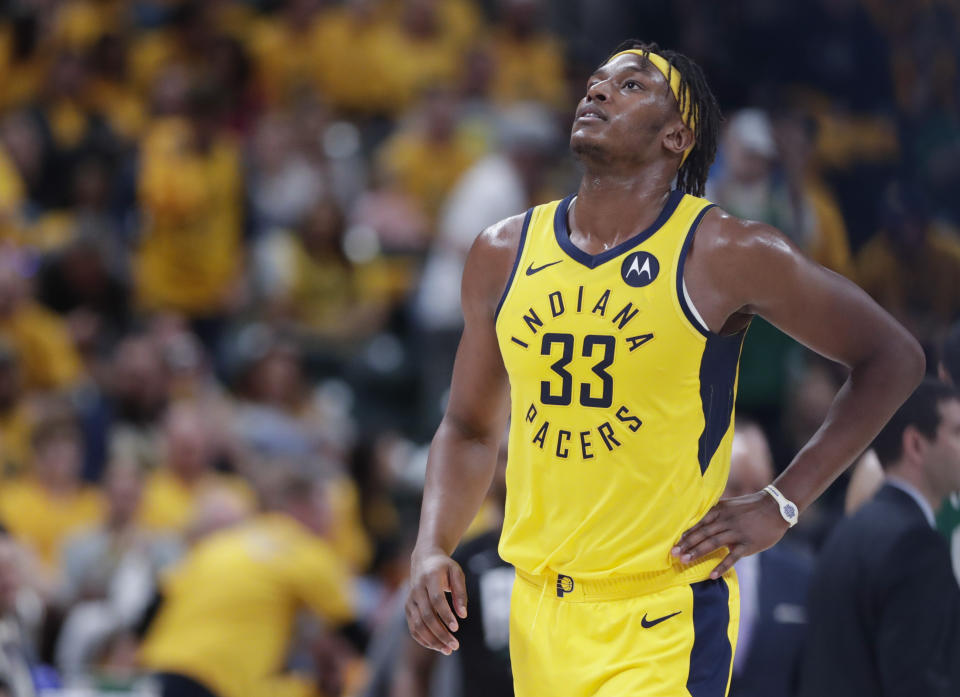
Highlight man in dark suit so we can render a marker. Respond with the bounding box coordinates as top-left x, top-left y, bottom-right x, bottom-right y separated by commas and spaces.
726, 419, 812, 697
800, 379, 960, 697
